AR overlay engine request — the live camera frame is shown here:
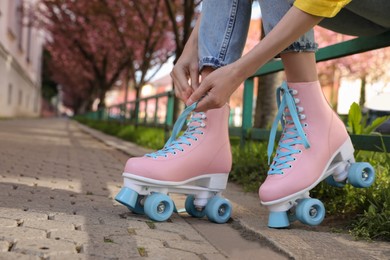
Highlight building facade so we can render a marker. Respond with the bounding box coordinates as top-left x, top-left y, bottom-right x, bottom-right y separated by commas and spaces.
0, 0, 44, 117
